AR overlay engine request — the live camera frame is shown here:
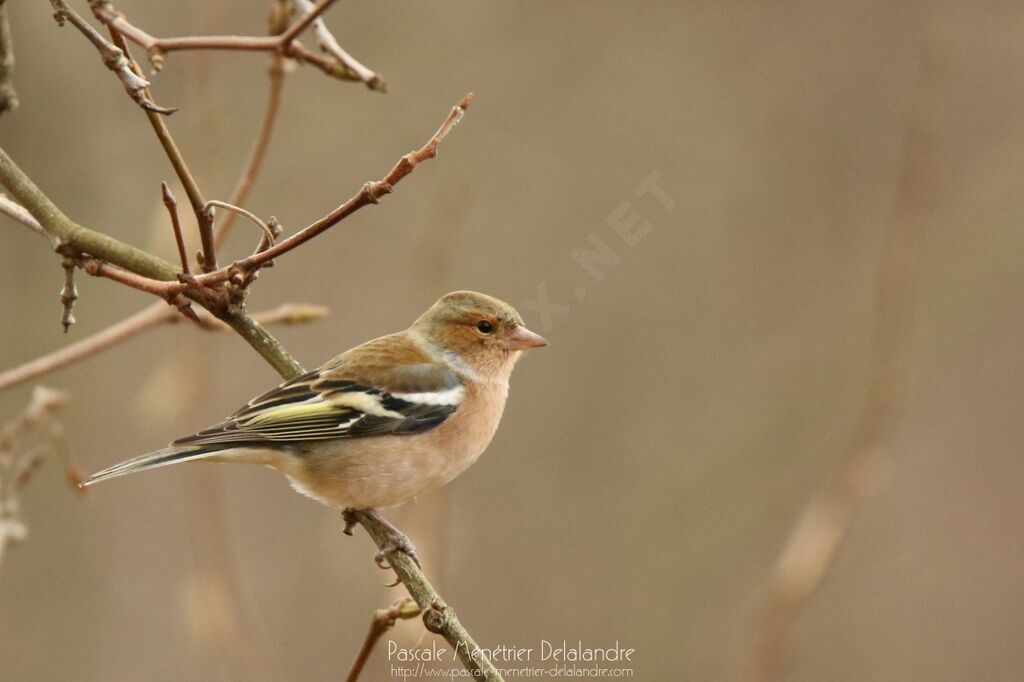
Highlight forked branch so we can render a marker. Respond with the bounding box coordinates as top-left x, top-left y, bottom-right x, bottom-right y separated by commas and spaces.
49, 0, 174, 114
90, 0, 384, 89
